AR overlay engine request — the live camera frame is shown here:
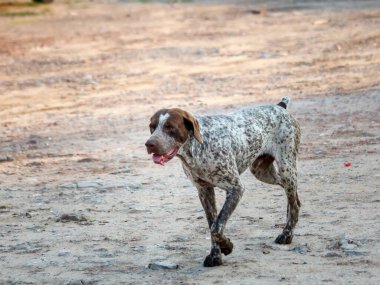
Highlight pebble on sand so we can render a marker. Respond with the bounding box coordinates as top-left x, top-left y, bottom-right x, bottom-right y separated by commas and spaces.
146, 261, 179, 270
